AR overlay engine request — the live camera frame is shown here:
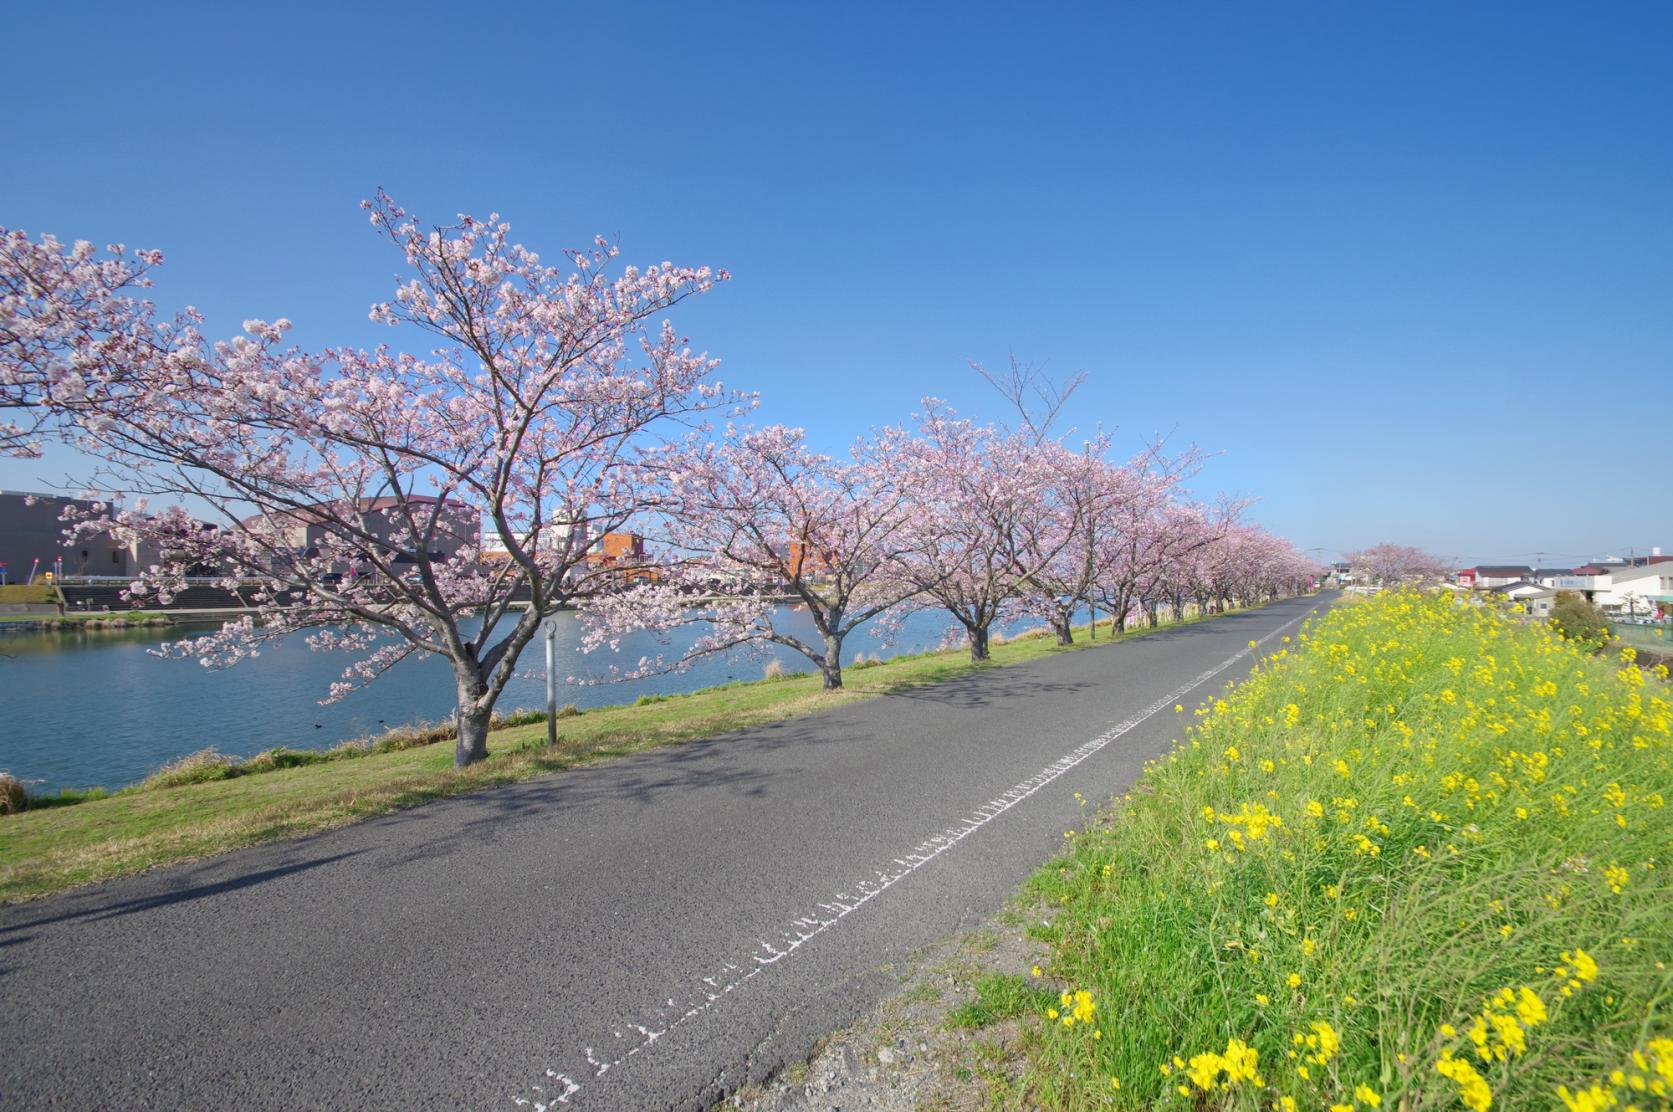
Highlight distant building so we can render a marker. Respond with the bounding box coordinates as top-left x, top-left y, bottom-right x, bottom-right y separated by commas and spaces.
1595, 563, 1673, 617
583, 532, 658, 586
240, 496, 478, 574
0, 490, 130, 581
1457, 565, 1532, 590
785, 539, 837, 580
1489, 580, 1558, 619
480, 521, 587, 565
